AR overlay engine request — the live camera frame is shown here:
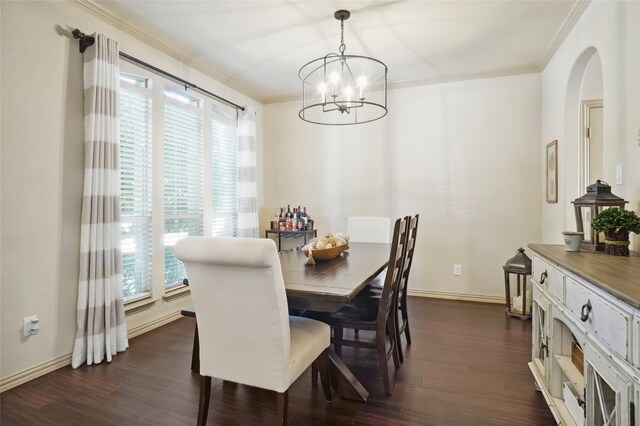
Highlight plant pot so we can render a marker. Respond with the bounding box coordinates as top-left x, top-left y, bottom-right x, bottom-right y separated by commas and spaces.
604, 231, 630, 256
562, 232, 584, 252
